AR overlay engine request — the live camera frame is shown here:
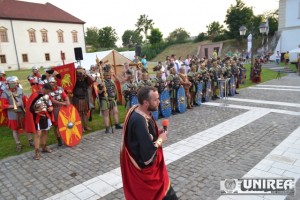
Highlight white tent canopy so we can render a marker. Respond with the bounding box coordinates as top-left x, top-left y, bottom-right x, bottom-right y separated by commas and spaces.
119, 51, 135, 61
289, 48, 300, 53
